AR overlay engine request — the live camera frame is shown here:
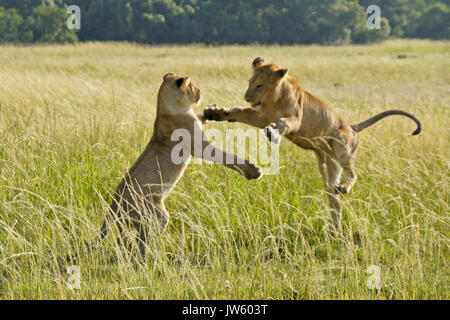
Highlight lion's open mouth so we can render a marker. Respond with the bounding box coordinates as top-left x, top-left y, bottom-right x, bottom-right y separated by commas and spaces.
251, 102, 261, 107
